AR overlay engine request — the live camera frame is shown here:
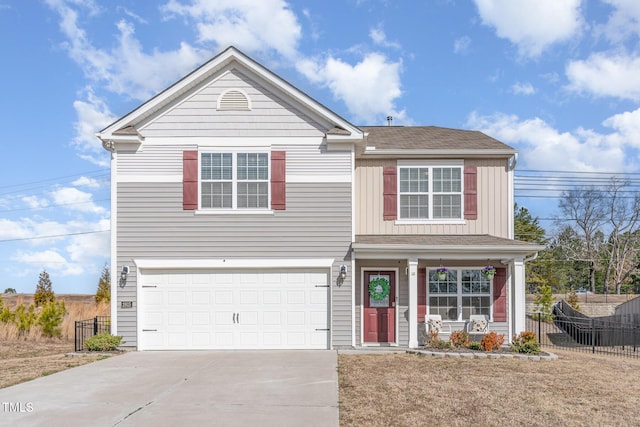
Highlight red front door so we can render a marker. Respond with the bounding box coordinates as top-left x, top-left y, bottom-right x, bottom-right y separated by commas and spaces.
363, 271, 396, 343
